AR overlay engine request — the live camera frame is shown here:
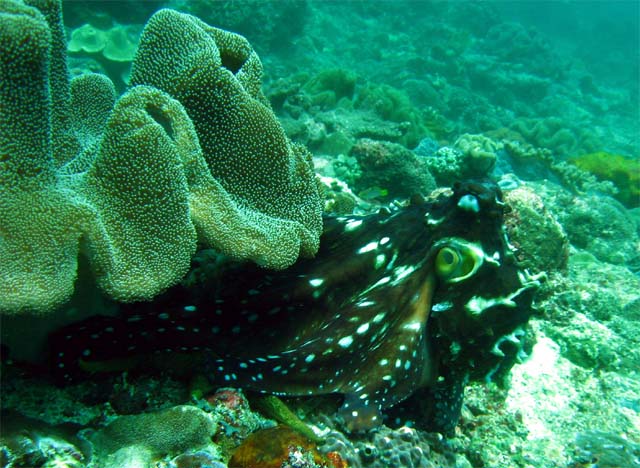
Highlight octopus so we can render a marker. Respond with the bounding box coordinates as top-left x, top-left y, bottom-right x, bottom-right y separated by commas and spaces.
50, 181, 541, 431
